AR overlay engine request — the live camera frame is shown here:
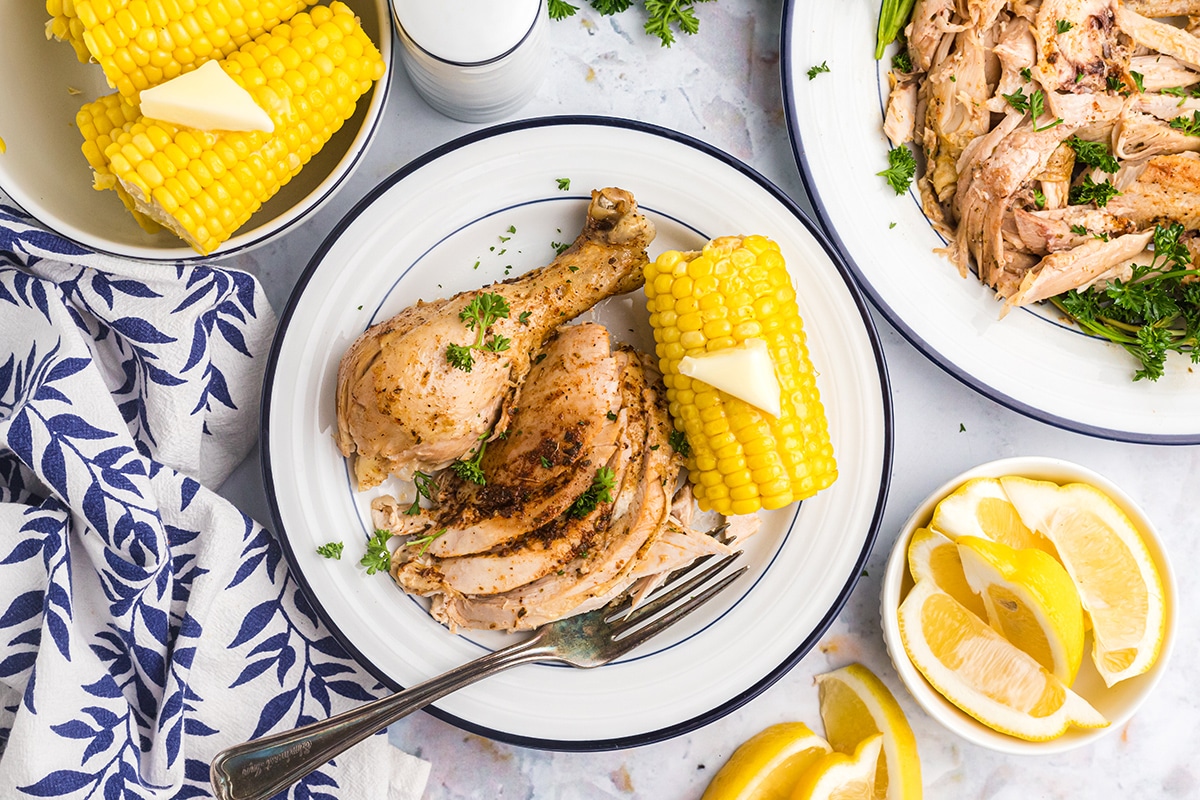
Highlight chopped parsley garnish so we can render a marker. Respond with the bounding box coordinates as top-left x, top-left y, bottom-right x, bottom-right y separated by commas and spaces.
668, 429, 691, 456
1056, 19, 1073, 33
1004, 87, 1061, 130
877, 146, 916, 194
807, 61, 830, 80
1130, 71, 1145, 93
1020, 67, 1032, 82
360, 529, 393, 575
1002, 86, 1029, 112
316, 541, 343, 560
606, 410, 618, 421
891, 51, 913, 73
404, 528, 447, 557
1068, 175, 1120, 207
1033, 187, 1046, 209
1067, 136, 1120, 173
446, 293, 512, 372
1168, 110, 1200, 136
1051, 222, 1199, 381
556, 177, 571, 190
405, 470, 436, 515
567, 467, 617, 518
518, 310, 532, 325
1106, 74, 1123, 92
552, 241, 570, 255
1070, 224, 1089, 236
540, 455, 552, 469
